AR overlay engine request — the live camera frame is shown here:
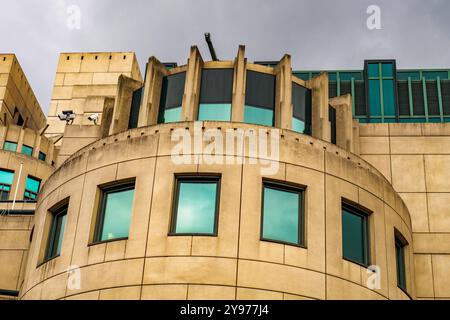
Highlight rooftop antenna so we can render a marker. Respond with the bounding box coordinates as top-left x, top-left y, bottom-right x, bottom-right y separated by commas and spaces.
204, 33, 218, 61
